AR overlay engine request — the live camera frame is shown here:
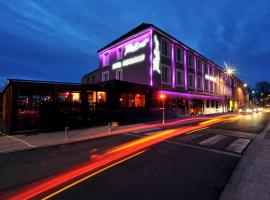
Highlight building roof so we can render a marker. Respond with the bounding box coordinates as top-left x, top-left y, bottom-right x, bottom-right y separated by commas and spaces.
97, 23, 226, 72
